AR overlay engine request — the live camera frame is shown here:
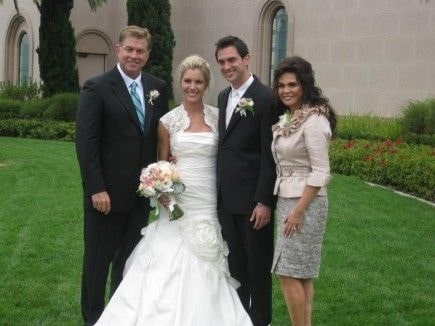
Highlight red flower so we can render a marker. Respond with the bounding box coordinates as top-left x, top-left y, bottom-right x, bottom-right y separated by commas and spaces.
384, 139, 393, 147
343, 140, 354, 149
